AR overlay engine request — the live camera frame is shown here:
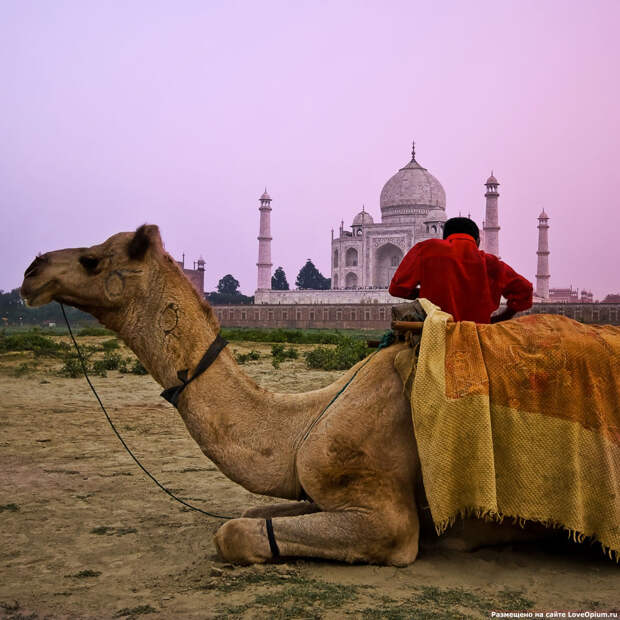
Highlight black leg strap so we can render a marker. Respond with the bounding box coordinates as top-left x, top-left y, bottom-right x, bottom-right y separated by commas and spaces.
265, 518, 280, 558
